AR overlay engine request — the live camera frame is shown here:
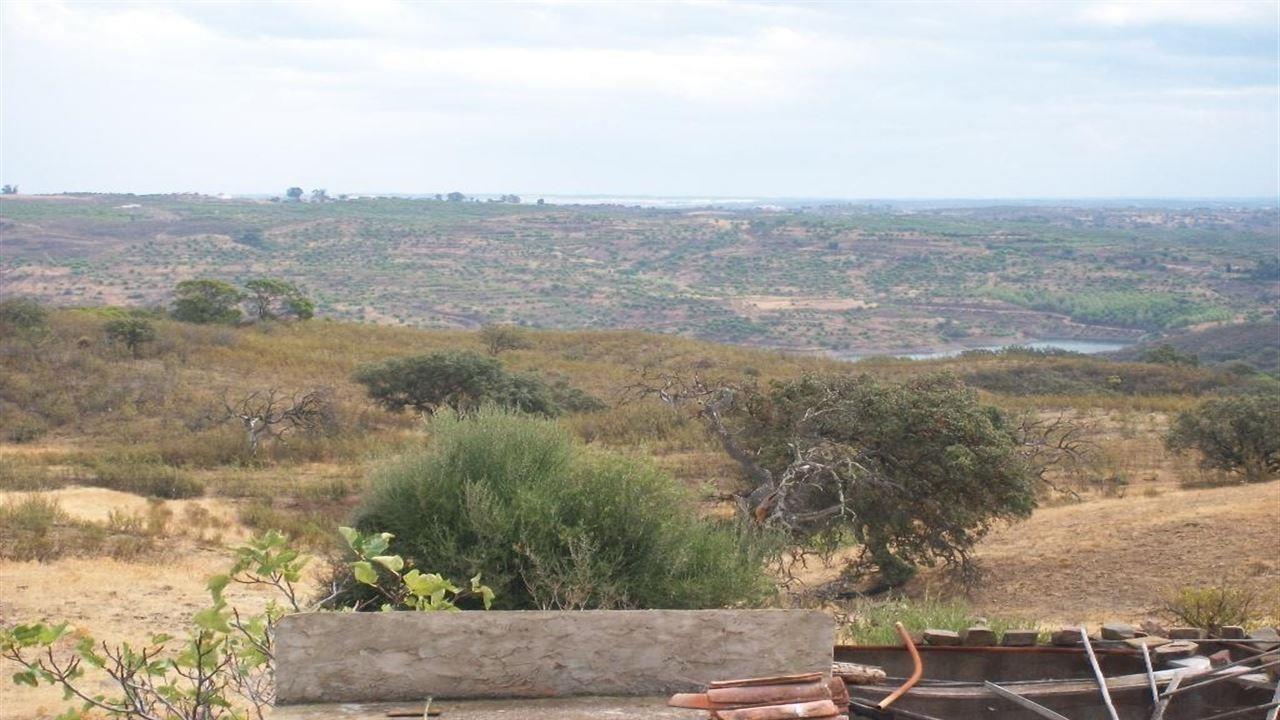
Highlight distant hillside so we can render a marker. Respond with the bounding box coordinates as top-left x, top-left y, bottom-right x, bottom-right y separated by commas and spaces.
3, 194, 1276, 356
1111, 322, 1280, 375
